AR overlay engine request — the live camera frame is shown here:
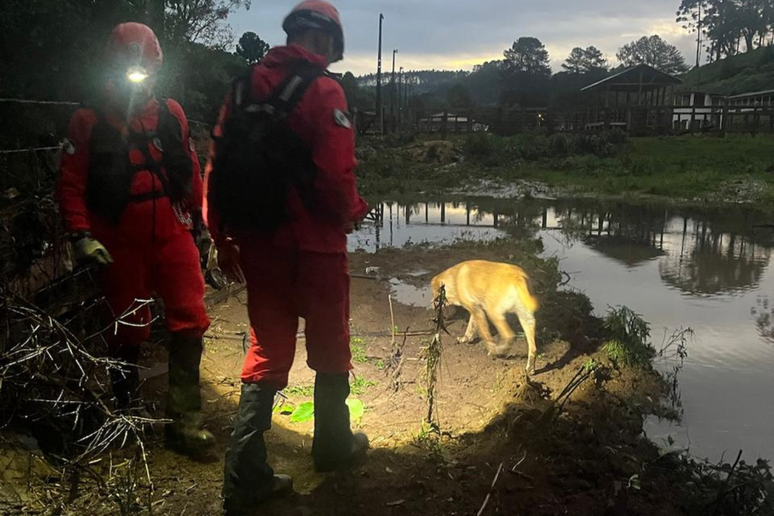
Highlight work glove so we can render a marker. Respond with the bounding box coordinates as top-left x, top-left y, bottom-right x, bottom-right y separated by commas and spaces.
216, 240, 245, 284
72, 235, 113, 266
